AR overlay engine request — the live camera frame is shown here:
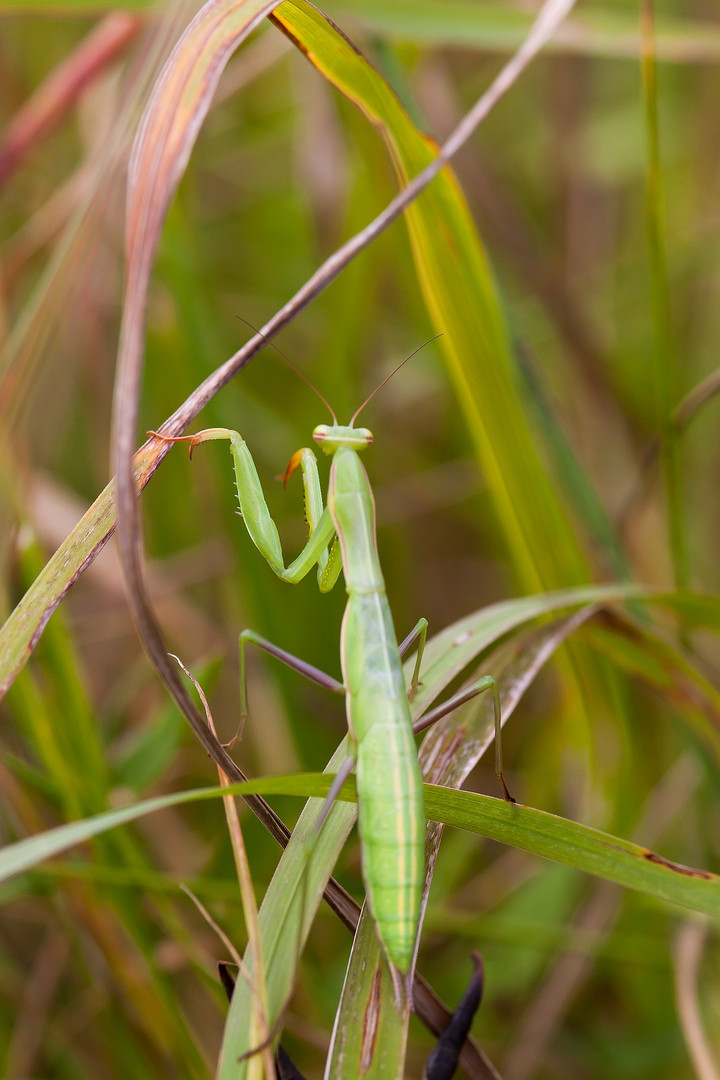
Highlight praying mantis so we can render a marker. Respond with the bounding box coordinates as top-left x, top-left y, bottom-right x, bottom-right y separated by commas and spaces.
152, 359, 512, 986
